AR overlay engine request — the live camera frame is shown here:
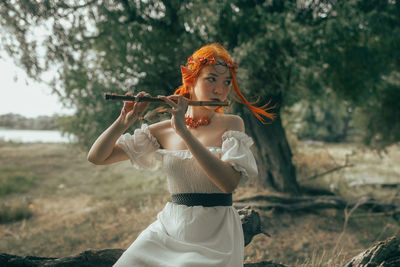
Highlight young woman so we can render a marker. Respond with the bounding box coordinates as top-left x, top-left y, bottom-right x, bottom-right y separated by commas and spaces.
87, 43, 274, 267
